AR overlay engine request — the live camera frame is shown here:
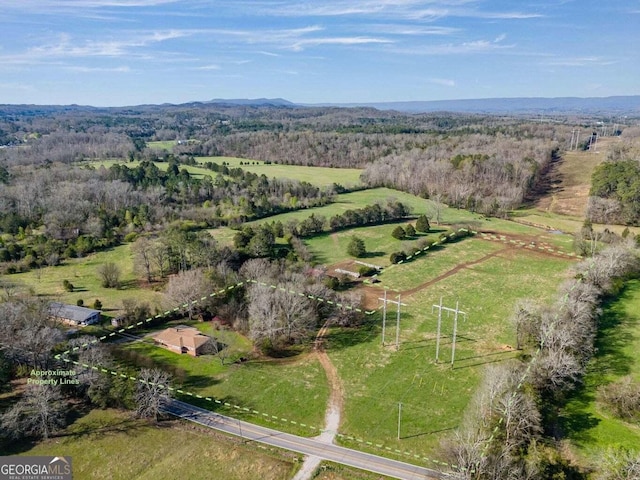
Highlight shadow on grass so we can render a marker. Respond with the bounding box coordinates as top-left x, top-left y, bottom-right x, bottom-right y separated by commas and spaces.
589, 288, 637, 379
556, 386, 600, 446
401, 425, 456, 440
324, 315, 381, 351
557, 283, 639, 443
362, 251, 385, 259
